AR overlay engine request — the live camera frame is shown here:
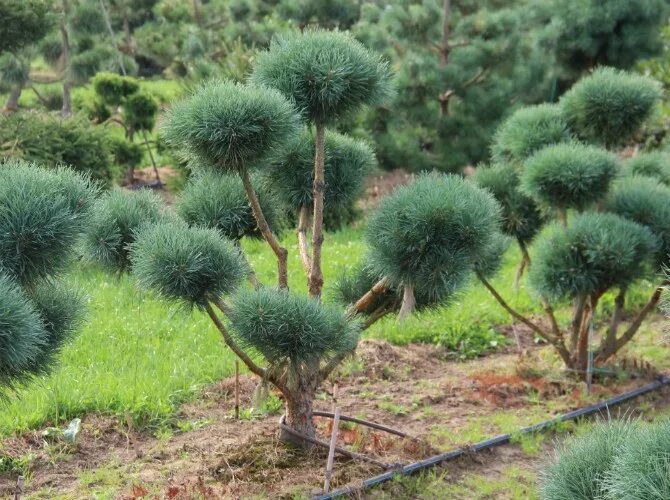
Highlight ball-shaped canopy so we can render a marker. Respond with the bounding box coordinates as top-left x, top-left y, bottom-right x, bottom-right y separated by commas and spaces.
229, 287, 359, 365
92, 72, 140, 107
474, 163, 545, 245
491, 104, 572, 163
130, 221, 246, 307
178, 171, 281, 241
163, 80, 301, 171
123, 91, 159, 132
265, 129, 375, 211
84, 189, 163, 272
622, 151, 670, 186
604, 176, 670, 269
366, 173, 502, 300
521, 143, 617, 211
0, 161, 97, 285
529, 212, 657, 300
250, 29, 393, 124
560, 67, 660, 147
